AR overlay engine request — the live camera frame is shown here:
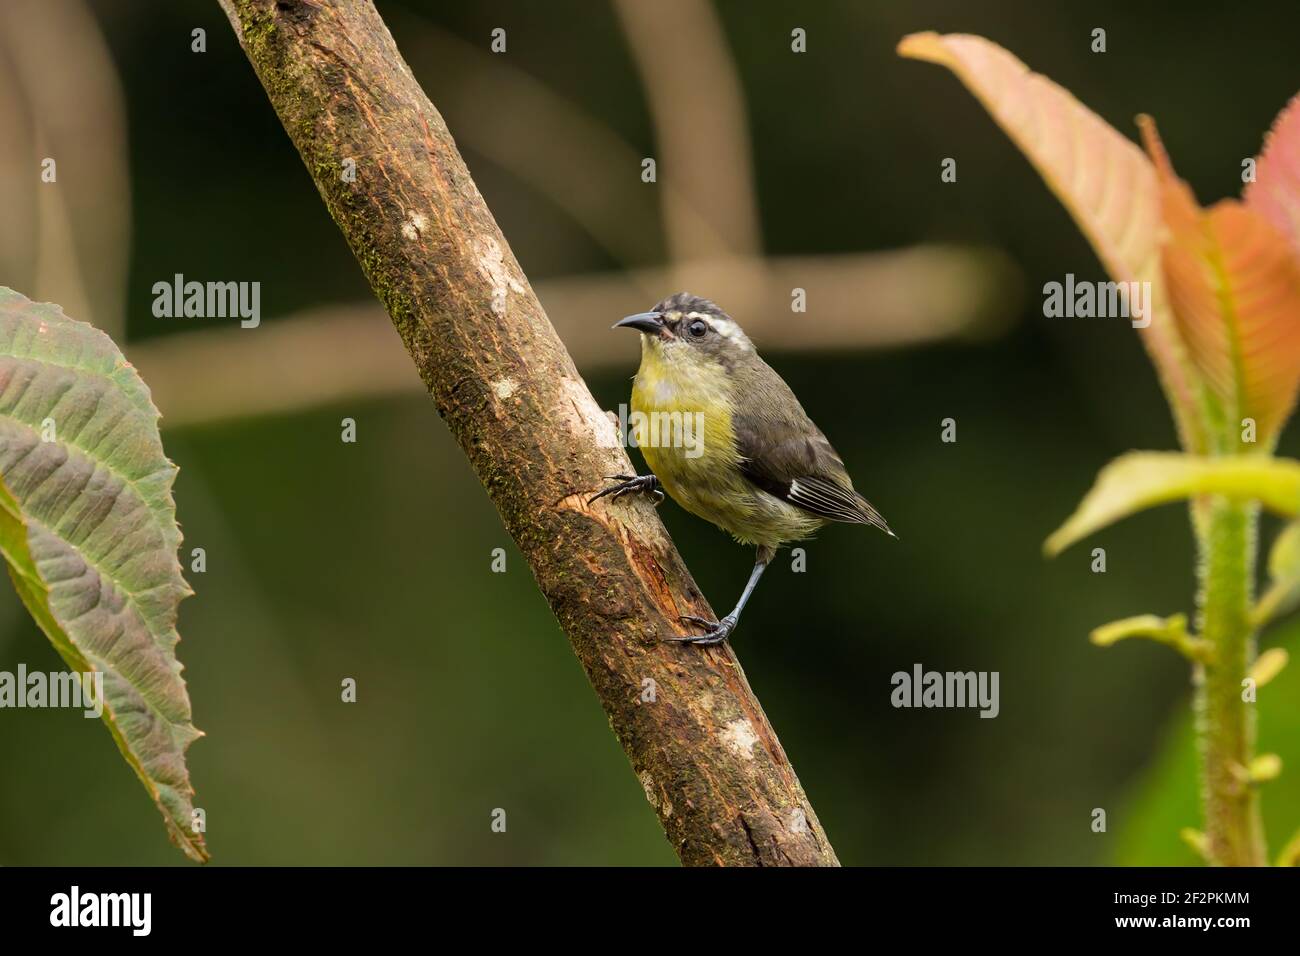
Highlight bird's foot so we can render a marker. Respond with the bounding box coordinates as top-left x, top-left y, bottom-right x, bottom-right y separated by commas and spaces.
588, 474, 664, 506
667, 613, 737, 646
